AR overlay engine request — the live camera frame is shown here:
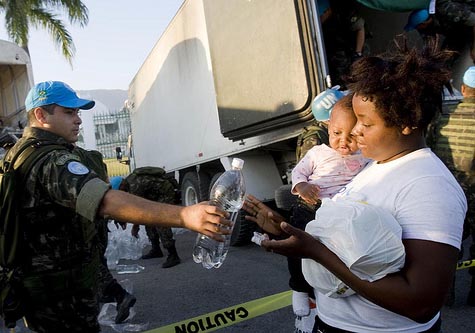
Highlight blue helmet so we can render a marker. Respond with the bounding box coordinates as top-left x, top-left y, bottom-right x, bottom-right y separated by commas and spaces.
404, 9, 429, 31
110, 176, 124, 190
311, 88, 344, 121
